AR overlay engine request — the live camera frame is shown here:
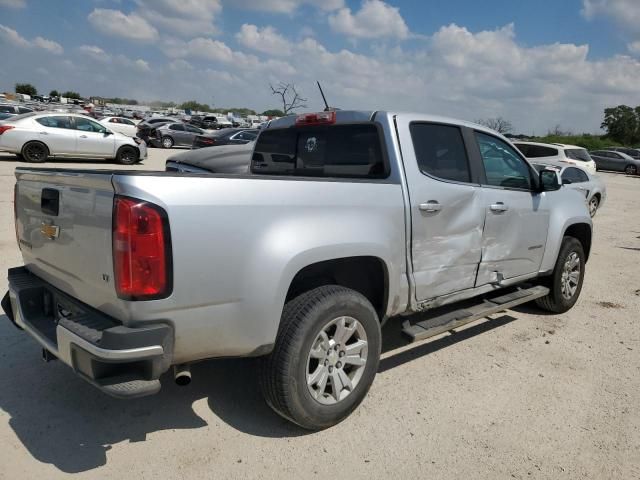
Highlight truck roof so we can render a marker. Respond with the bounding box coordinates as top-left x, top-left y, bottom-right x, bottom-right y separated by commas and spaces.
265, 110, 507, 139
